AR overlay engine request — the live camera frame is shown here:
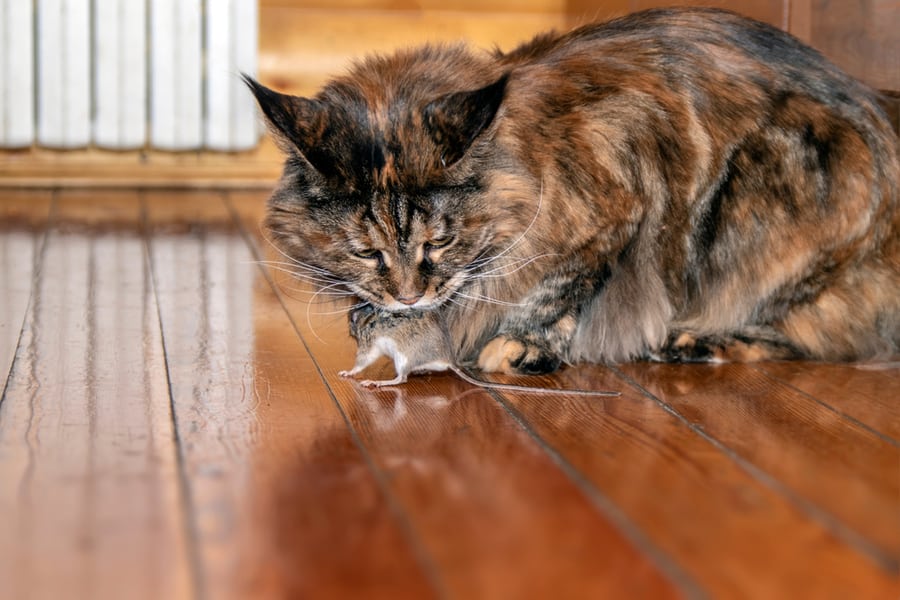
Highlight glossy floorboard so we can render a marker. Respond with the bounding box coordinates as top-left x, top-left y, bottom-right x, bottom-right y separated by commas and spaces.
0, 189, 897, 599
